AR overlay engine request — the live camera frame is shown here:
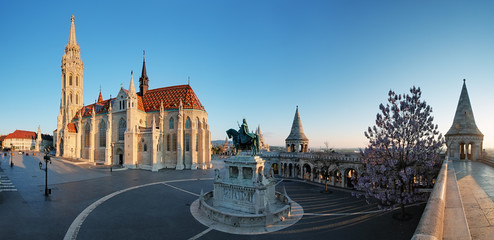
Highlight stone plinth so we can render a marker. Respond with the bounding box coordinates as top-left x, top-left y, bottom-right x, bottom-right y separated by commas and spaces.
192, 154, 298, 230
213, 155, 275, 214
